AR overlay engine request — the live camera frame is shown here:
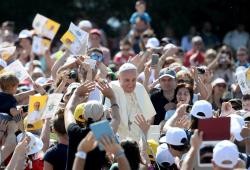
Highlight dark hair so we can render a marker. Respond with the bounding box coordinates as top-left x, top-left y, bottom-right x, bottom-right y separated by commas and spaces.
52, 109, 66, 135
174, 83, 194, 105
121, 140, 141, 170
189, 115, 199, 130
87, 47, 103, 56
242, 94, 250, 101
120, 38, 131, 47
